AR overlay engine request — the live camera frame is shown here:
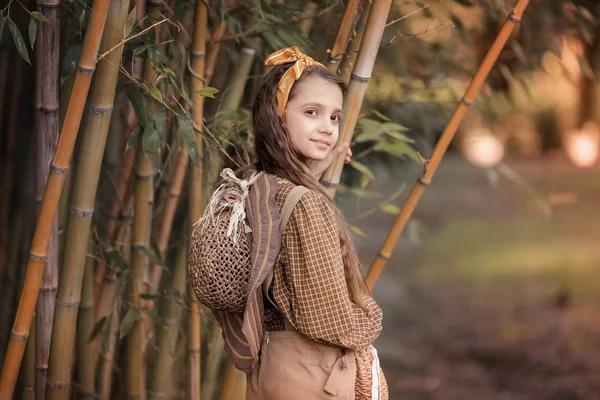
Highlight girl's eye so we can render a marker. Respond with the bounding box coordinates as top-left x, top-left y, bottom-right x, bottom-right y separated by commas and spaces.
331, 114, 341, 122
306, 109, 317, 116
